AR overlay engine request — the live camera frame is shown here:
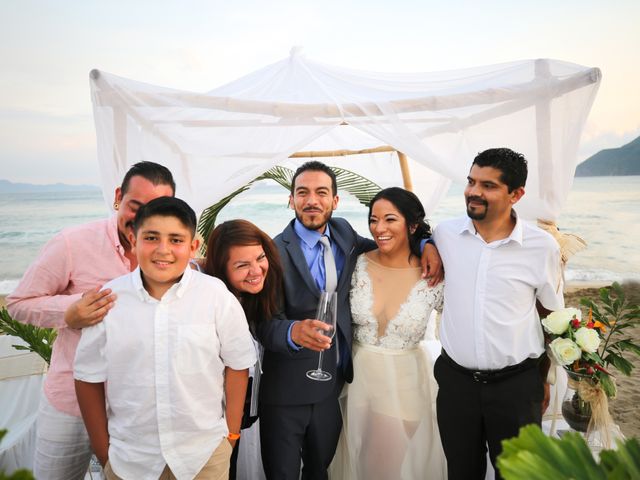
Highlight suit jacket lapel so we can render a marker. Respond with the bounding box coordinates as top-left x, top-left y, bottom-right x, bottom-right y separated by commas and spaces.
282, 222, 321, 298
